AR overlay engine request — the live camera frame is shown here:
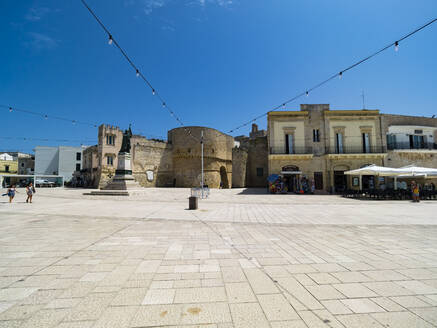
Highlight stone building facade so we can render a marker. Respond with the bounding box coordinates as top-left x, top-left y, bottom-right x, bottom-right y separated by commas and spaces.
83, 125, 238, 189
234, 124, 269, 188
268, 104, 437, 193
